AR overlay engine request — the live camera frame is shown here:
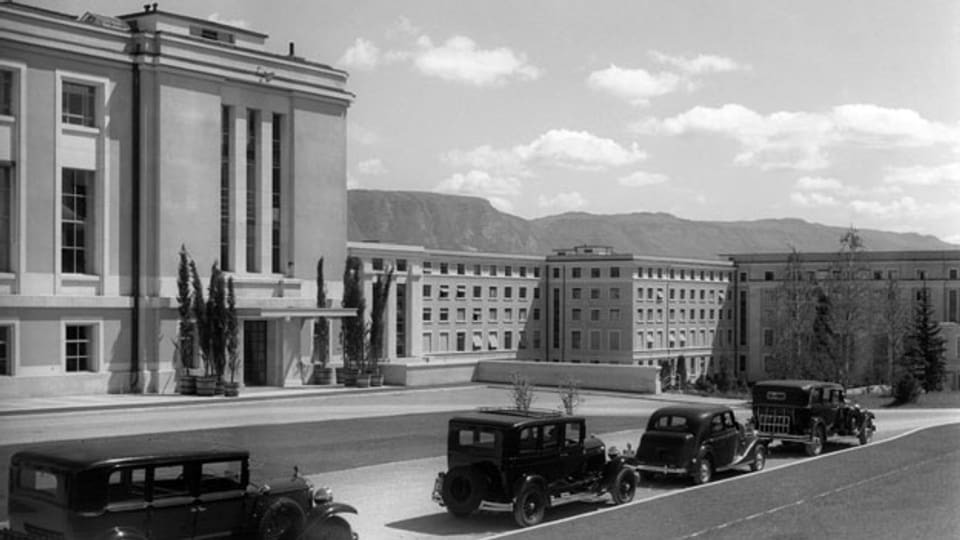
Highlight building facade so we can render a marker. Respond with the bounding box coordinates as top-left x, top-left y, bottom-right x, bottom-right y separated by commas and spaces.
0, 2, 354, 397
